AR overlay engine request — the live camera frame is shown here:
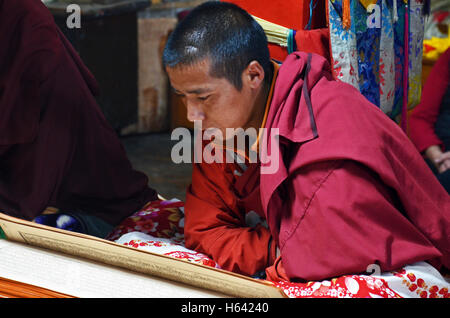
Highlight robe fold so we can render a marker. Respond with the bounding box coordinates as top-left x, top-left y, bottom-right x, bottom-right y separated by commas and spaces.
185, 51, 449, 281
0, 0, 157, 225
262, 52, 450, 281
